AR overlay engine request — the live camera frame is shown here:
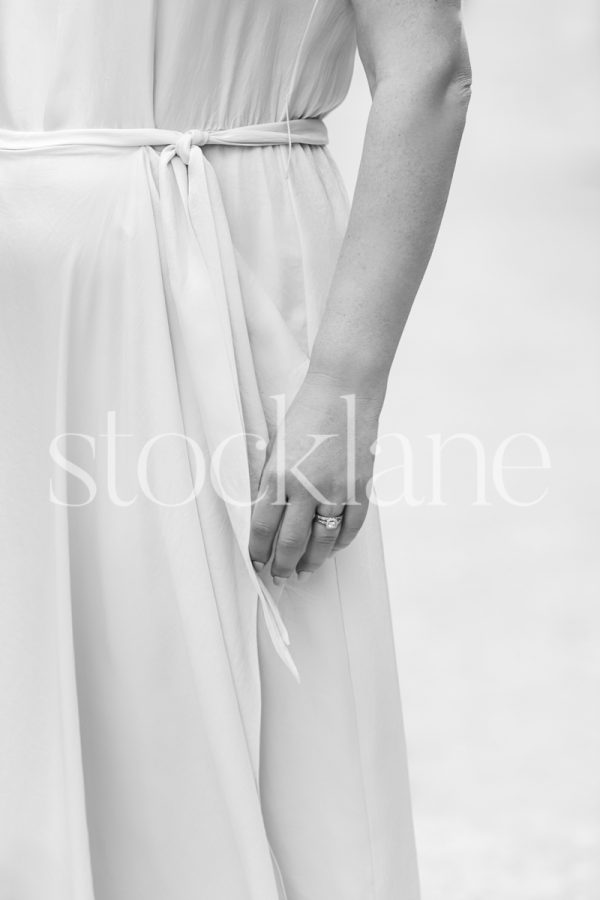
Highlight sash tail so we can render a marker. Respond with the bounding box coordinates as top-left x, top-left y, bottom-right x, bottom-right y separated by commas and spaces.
155, 140, 300, 683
